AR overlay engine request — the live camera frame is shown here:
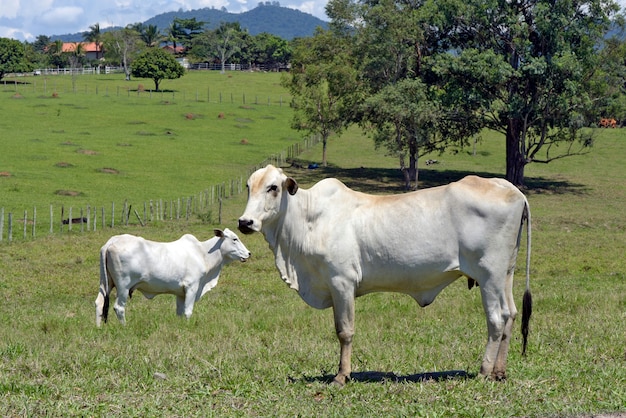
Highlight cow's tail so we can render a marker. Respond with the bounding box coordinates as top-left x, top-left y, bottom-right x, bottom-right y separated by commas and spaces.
98, 245, 112, 325
521, 199, 532, 356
